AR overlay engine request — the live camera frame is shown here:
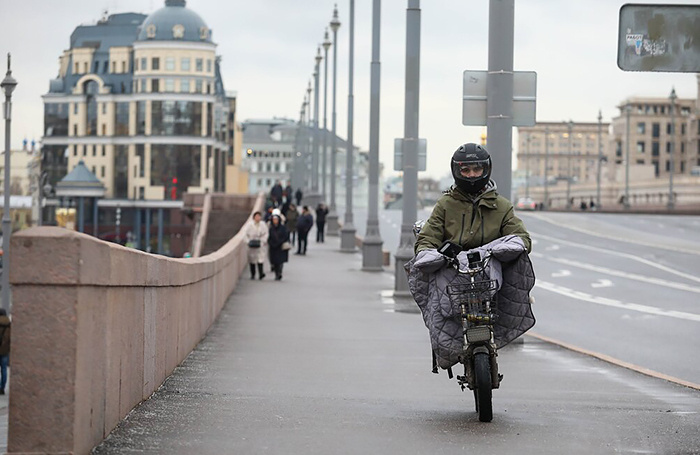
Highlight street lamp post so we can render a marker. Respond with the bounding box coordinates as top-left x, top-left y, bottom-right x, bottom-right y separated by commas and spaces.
322, 30, 331, 202
1, 53, 18, 313
394, 0, 421, 294
306, 82, 312, 191
566, 120, 573, 209
596, 109, 603, 210
525, 133, 530, 199
668, 87, 676, 210
311, 48, 322, 204
362, 0, 384, 271
624, 103, 631, 209
326, 5, 341, 236
340, 0, 357, 252
543, 126, 549, 209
